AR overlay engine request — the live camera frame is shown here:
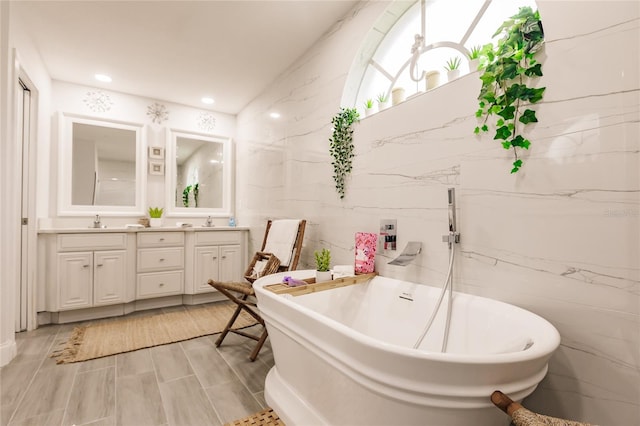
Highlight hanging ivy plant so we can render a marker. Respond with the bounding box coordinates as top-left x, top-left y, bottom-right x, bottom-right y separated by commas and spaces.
329, 107, 359, 199
474, 7, 545, 173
